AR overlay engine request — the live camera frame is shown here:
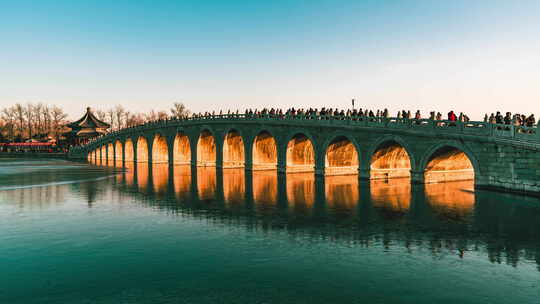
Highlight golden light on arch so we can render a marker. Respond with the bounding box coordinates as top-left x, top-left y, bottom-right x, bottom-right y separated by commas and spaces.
174, 133, 191, 165
424, 146, 474, 183
286, 133, 315, 173
115, 140, 123, 163
99, 146, 105, 162
252, 131, 277, 170
152, 133, 169, 164
107, 143, 114, 164
370, 141, 411, 179
223, 130, 245, 168
125, 138, 134, 162
136, 136, 149, 163
325, 136, 359, 175
197, 130, 216, 167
